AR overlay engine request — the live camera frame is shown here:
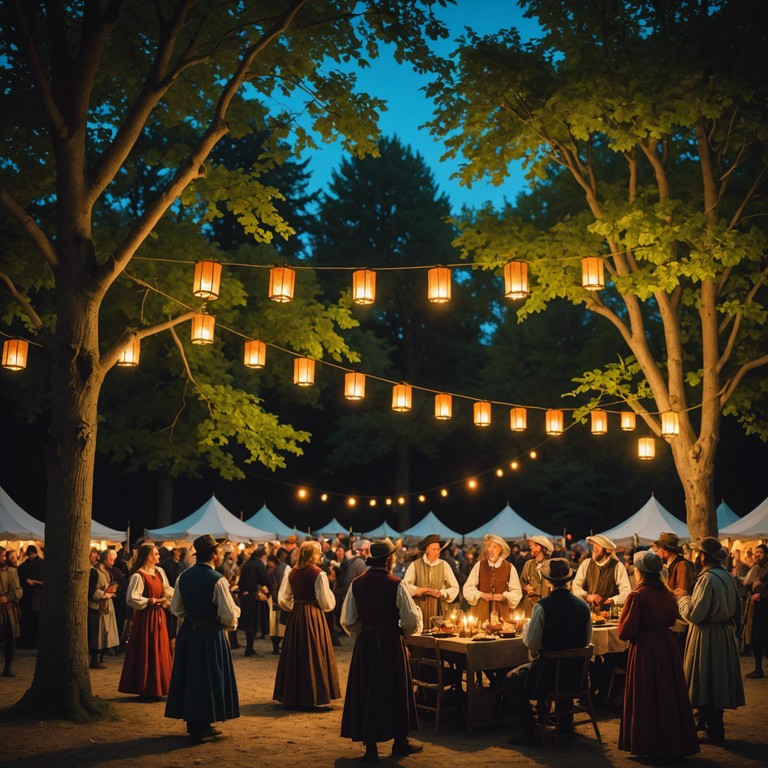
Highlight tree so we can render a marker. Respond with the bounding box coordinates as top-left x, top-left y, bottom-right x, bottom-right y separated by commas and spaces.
426, 0, 768, 539
0, 0, 449, 719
